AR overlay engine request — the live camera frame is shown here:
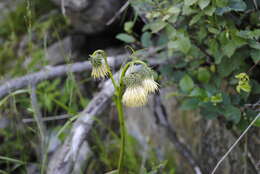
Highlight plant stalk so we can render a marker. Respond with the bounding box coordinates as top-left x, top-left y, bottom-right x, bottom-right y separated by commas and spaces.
101, 52, 147, 174
115, 91, 126, 174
